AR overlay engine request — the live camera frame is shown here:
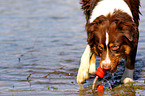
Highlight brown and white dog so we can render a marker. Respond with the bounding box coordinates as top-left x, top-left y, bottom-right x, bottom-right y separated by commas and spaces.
77, 0, 140, 87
